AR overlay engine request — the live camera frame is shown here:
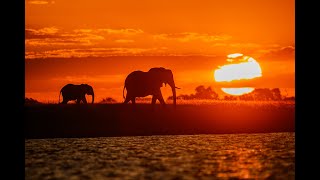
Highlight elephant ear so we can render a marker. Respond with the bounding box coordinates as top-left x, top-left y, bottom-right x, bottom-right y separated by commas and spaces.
152, 74, 164, 88
155, 80, 163, 87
